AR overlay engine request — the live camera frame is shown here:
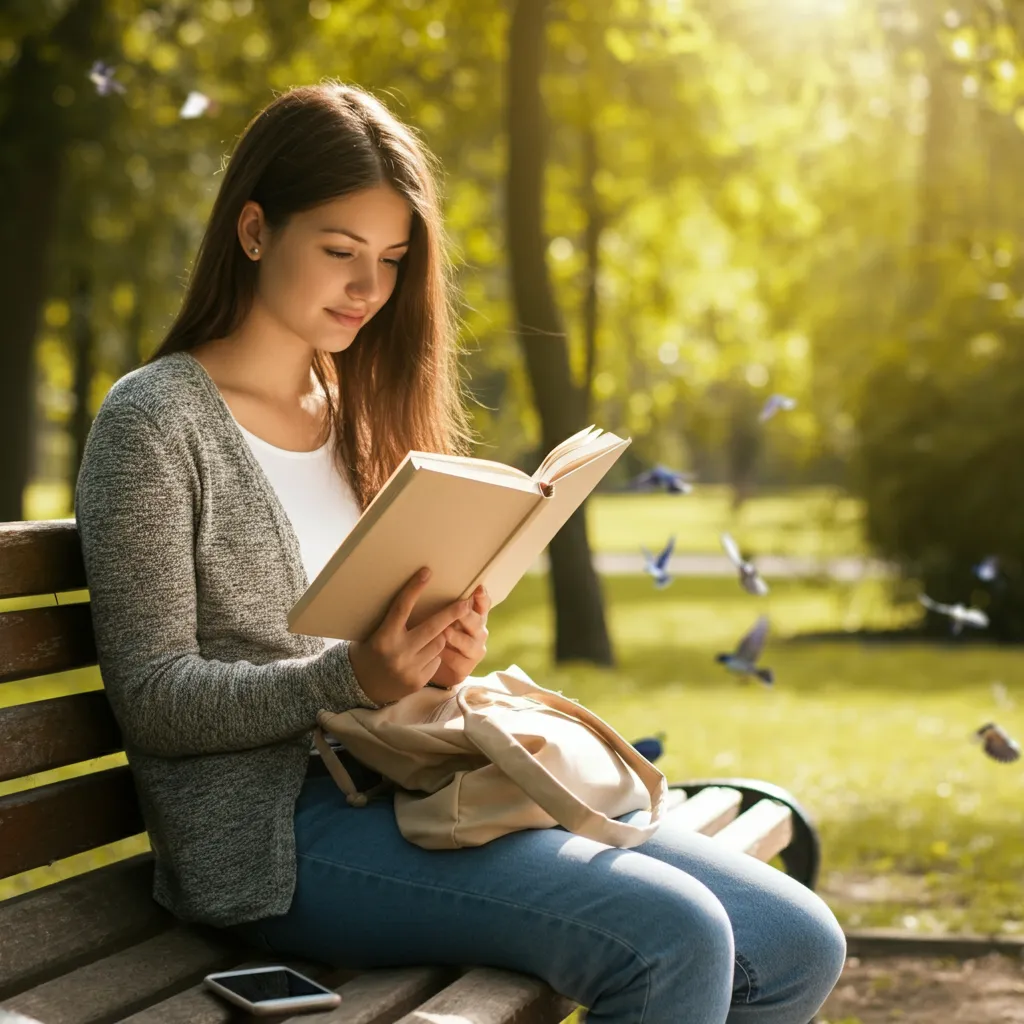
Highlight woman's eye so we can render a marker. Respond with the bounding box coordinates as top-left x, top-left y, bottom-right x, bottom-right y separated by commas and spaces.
325, 250, 401, 268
